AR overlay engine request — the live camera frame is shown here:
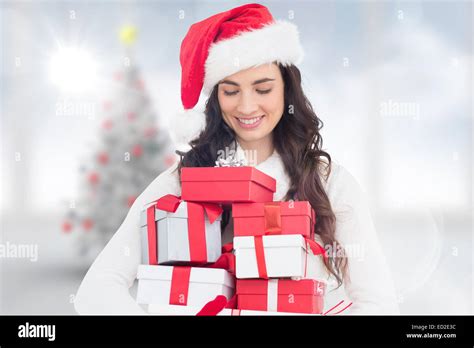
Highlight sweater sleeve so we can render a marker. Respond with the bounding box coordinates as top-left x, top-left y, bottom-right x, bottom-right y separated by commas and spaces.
73, 163, 181, 315
325, 163, 400, 314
